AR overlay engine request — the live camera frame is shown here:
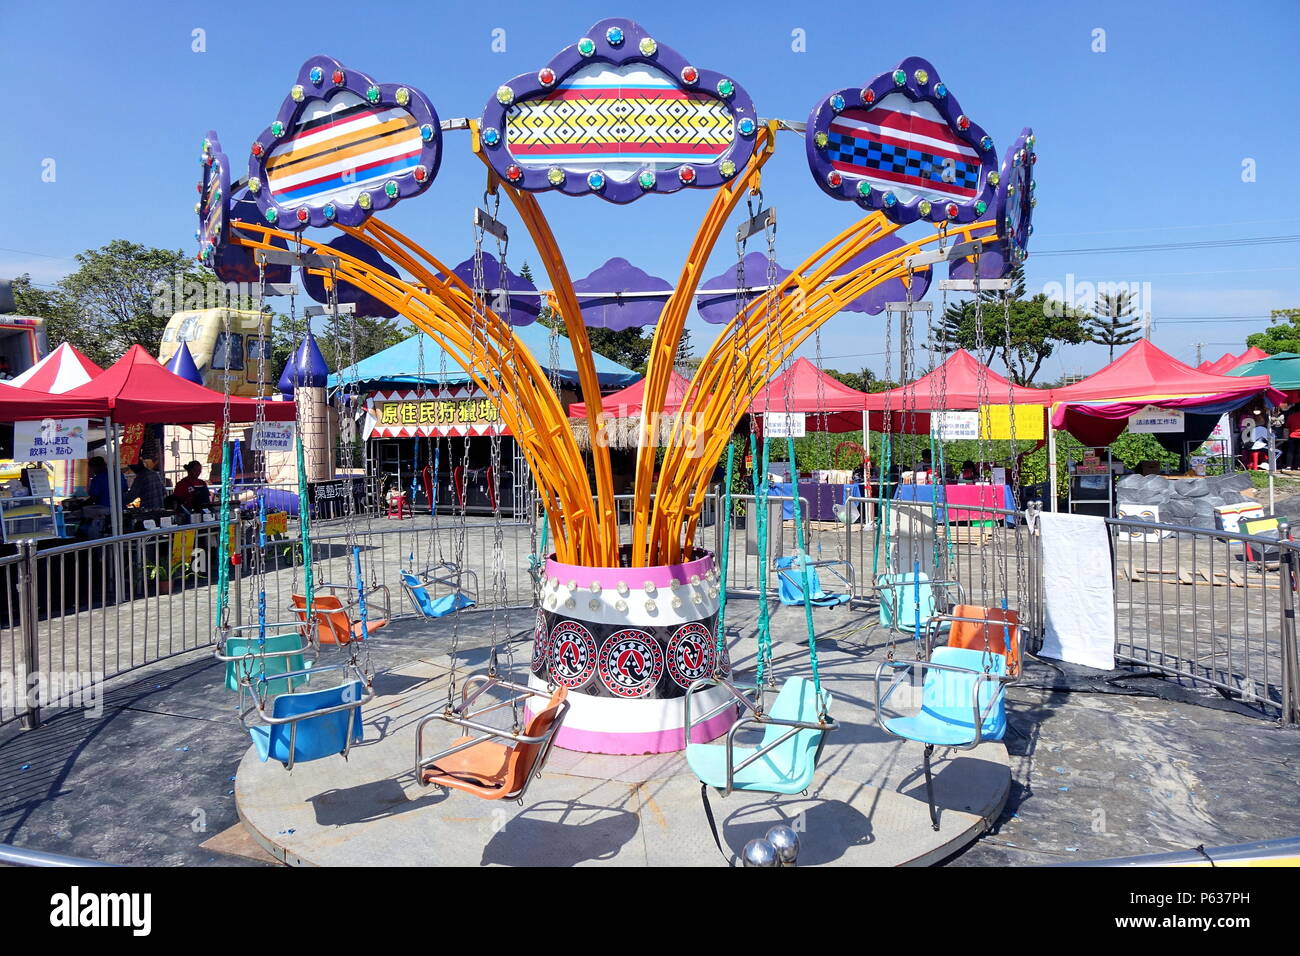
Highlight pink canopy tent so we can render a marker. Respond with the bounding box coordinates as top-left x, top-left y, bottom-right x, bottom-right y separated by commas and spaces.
568, 370, 693, 418
3, 342, 103, 393
750, 358, 872, 432
860, 349, 1049, 433
1199, 346, 1268, 375
1049, 339, 1283, 446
